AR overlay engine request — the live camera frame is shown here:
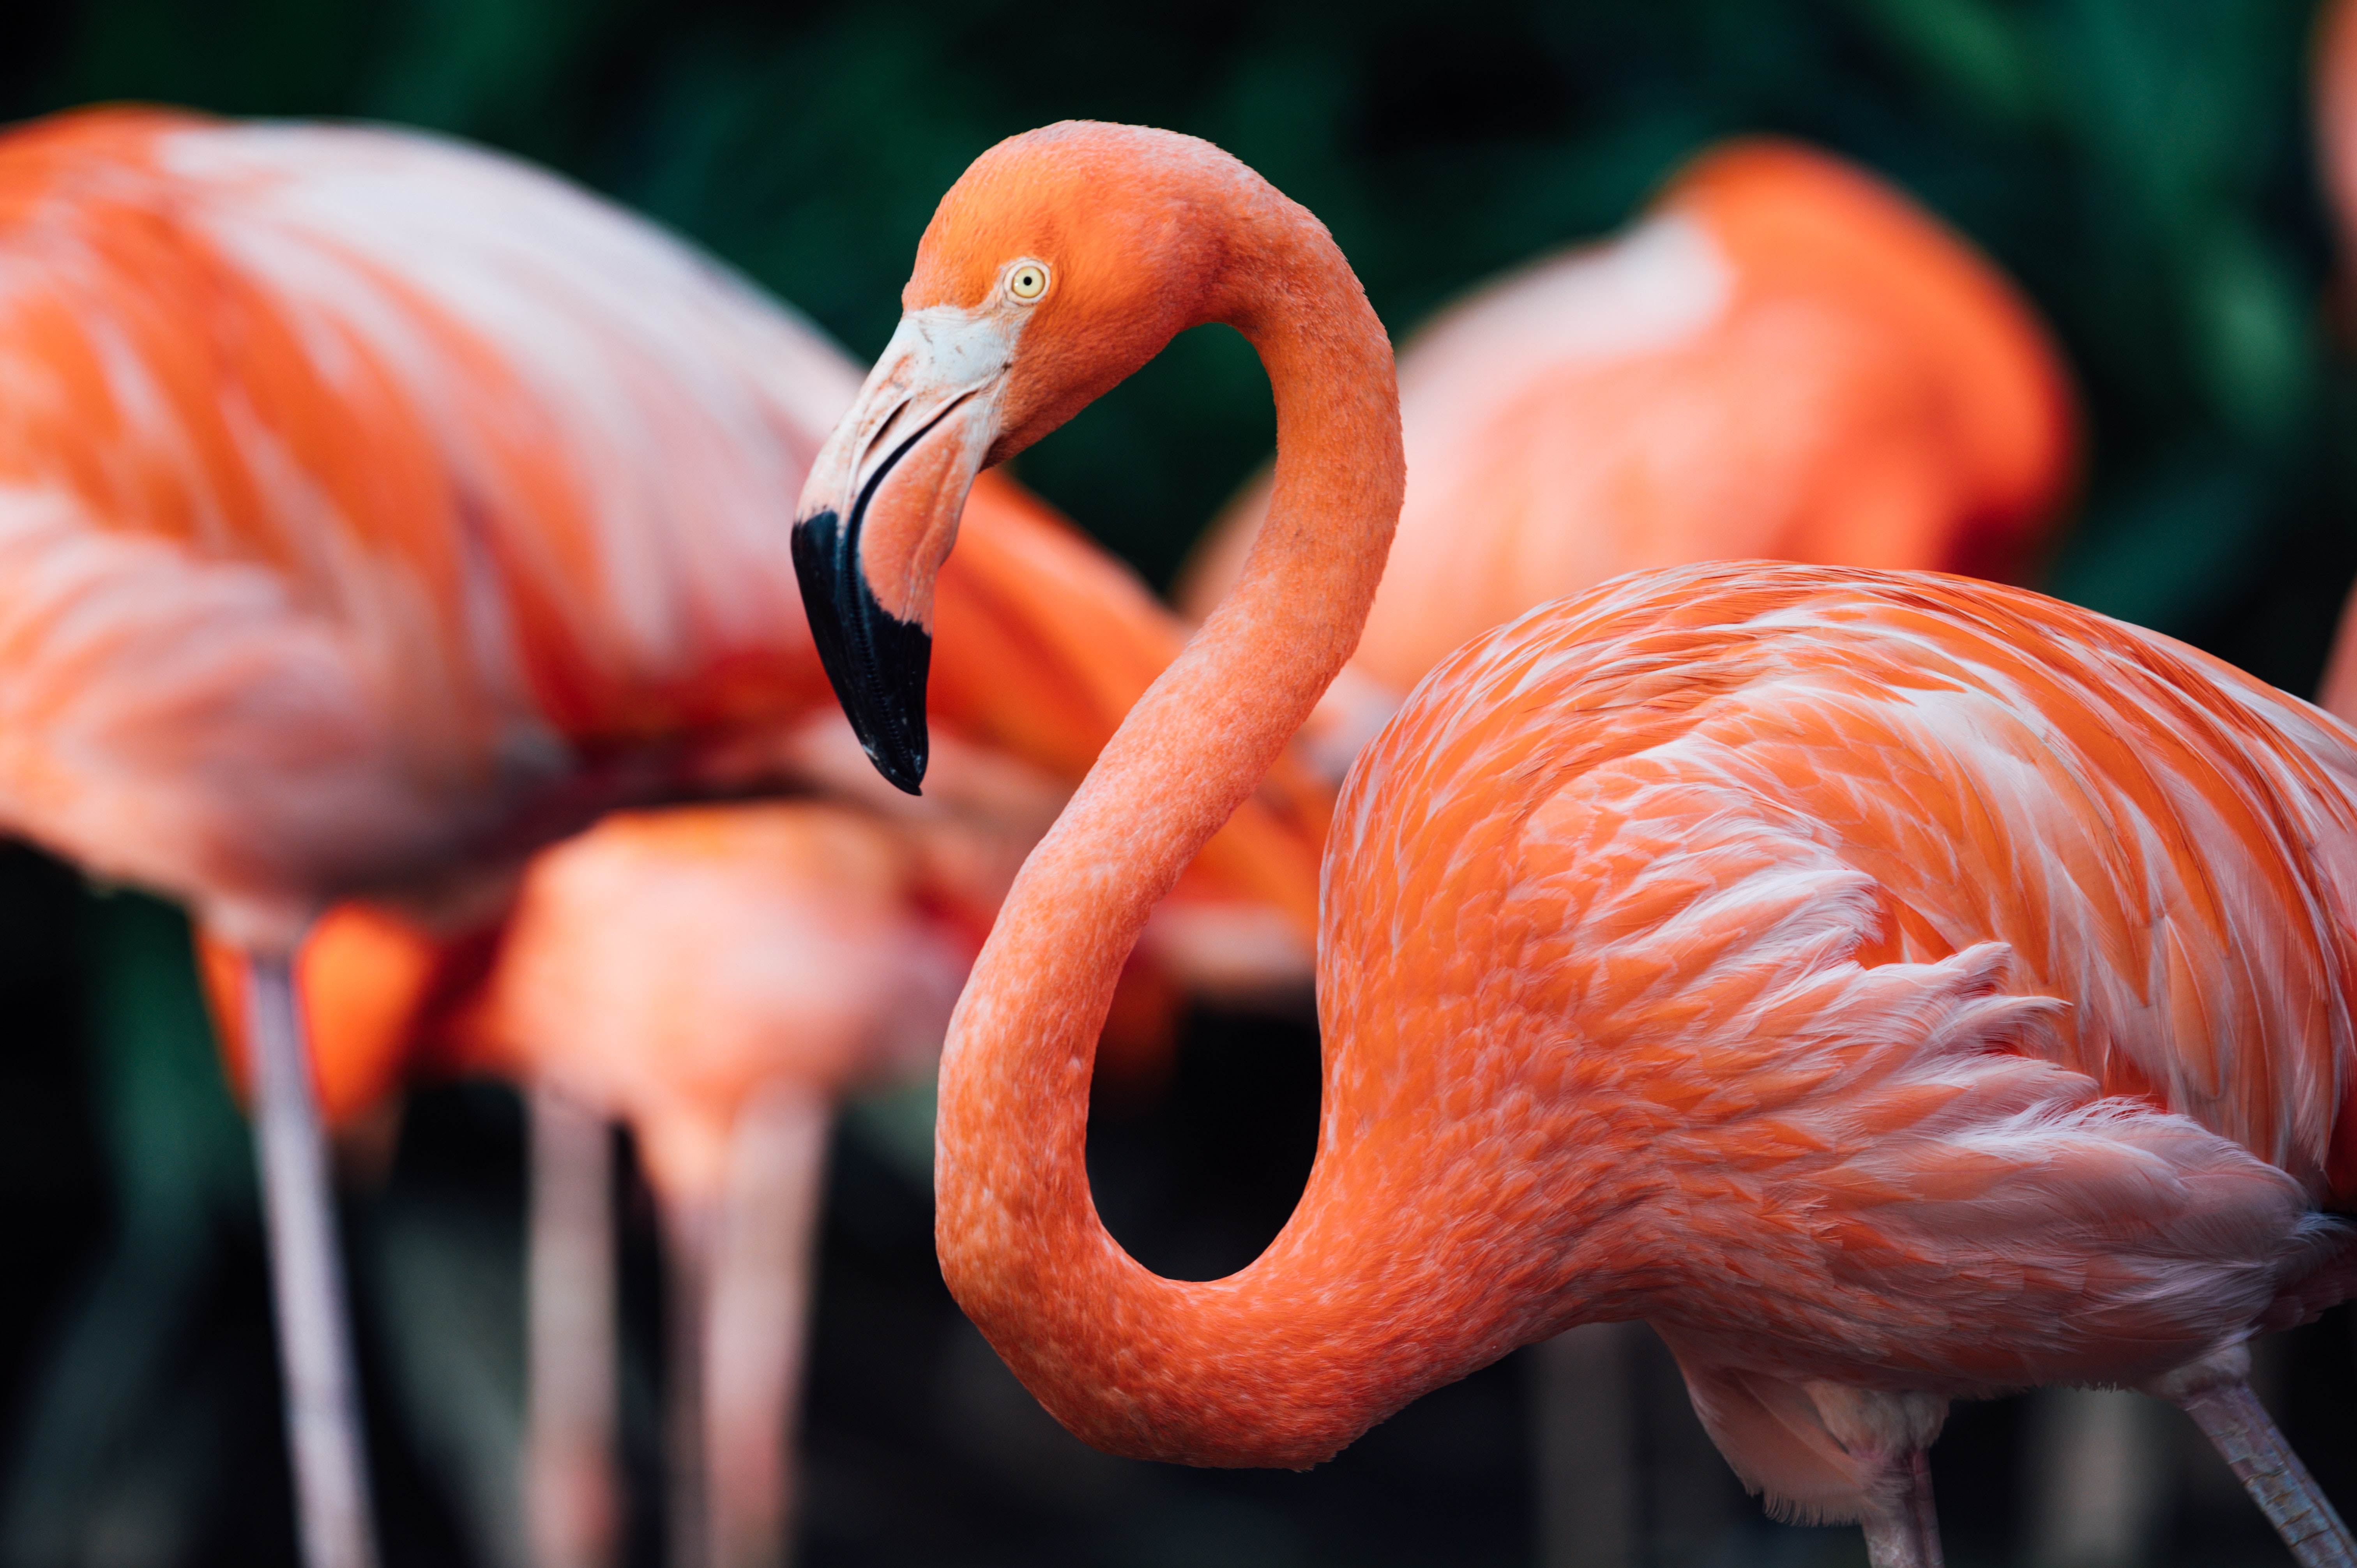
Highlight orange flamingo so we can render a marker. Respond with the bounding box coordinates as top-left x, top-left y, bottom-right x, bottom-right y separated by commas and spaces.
0, 107, 1321, 1568
1181, 138, 2074, 779
451, 801, 972, 1568
789, 121, 2357, 1568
